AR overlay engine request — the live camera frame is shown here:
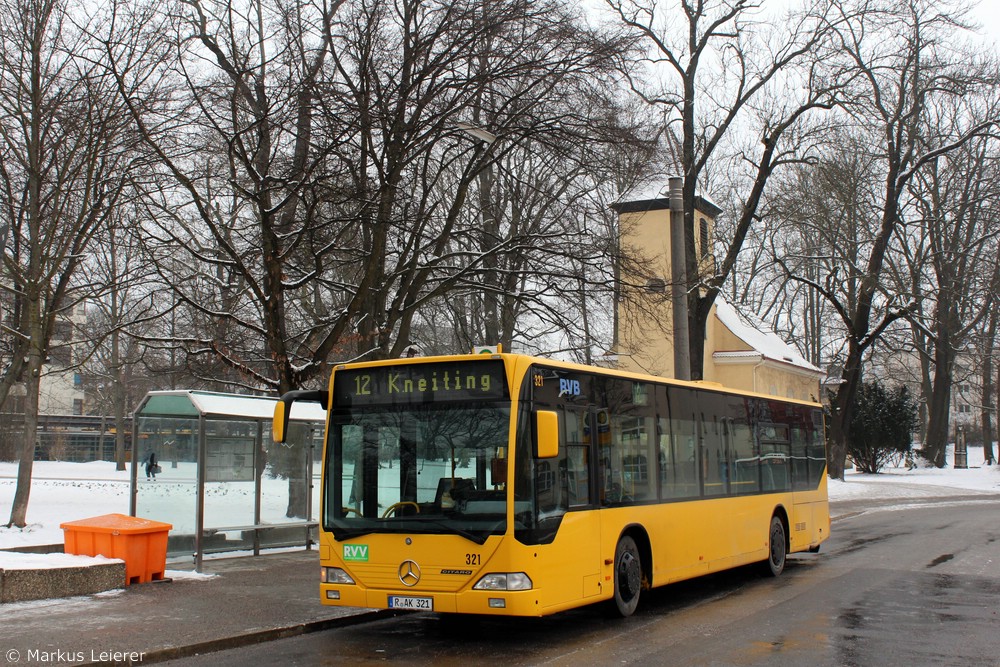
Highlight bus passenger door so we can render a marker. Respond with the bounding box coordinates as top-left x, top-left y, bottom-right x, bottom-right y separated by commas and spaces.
554, 407, 603, 602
